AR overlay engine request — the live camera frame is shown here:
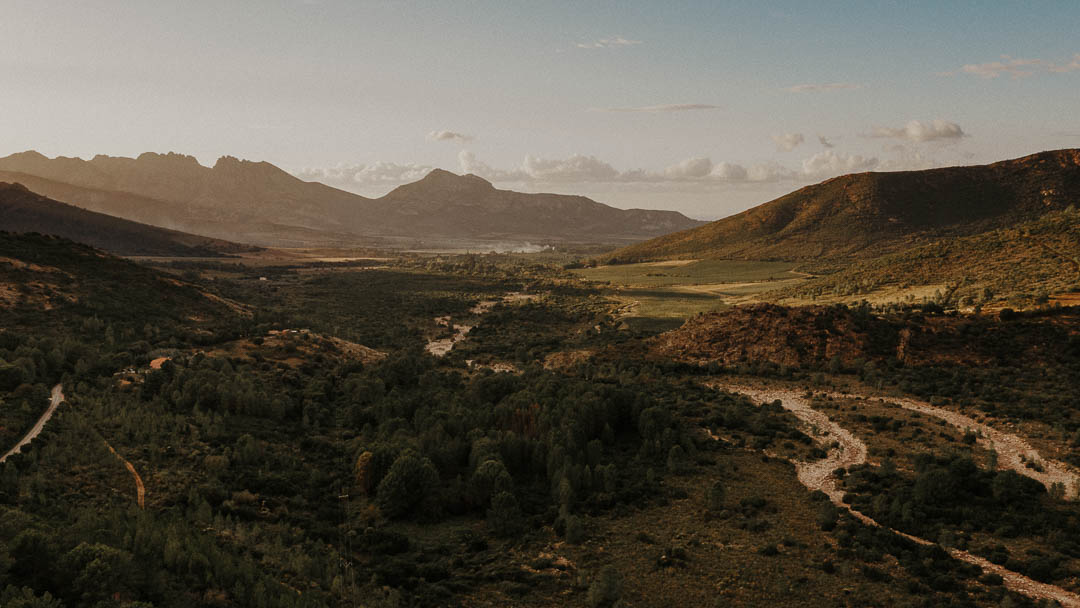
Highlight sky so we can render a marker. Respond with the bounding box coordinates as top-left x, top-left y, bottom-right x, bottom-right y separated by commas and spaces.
2, 1, 1079, 219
